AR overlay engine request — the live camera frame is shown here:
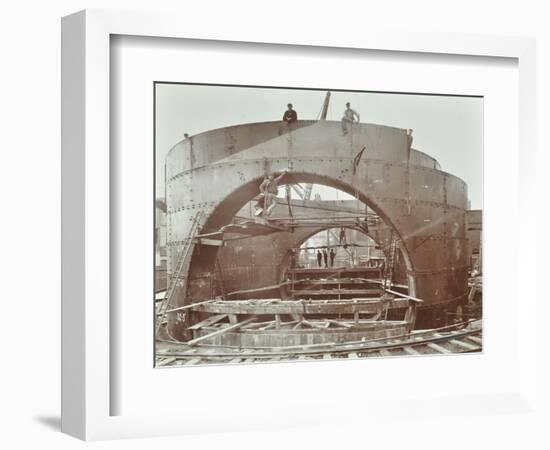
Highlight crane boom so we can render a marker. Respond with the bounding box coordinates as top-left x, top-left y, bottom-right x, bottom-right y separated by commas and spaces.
320, 91, 331, 120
